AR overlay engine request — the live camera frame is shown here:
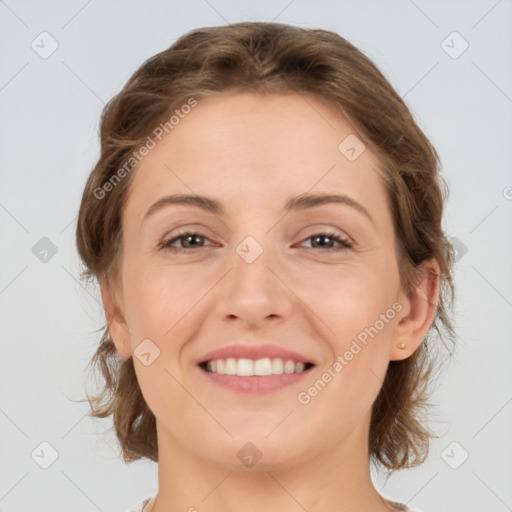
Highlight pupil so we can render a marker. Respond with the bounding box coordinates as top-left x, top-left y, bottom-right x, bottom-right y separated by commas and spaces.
314, 235, 331, 248
186, 234, 202, 247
